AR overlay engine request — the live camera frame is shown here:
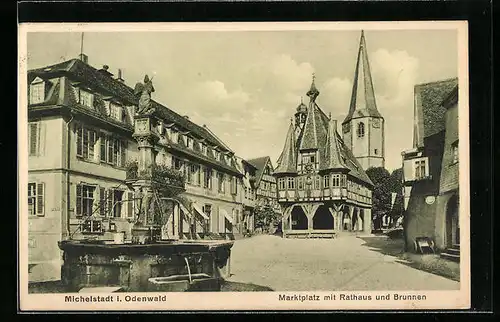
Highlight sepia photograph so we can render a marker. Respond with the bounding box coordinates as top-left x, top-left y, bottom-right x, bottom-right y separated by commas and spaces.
18, 21, 469, 310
